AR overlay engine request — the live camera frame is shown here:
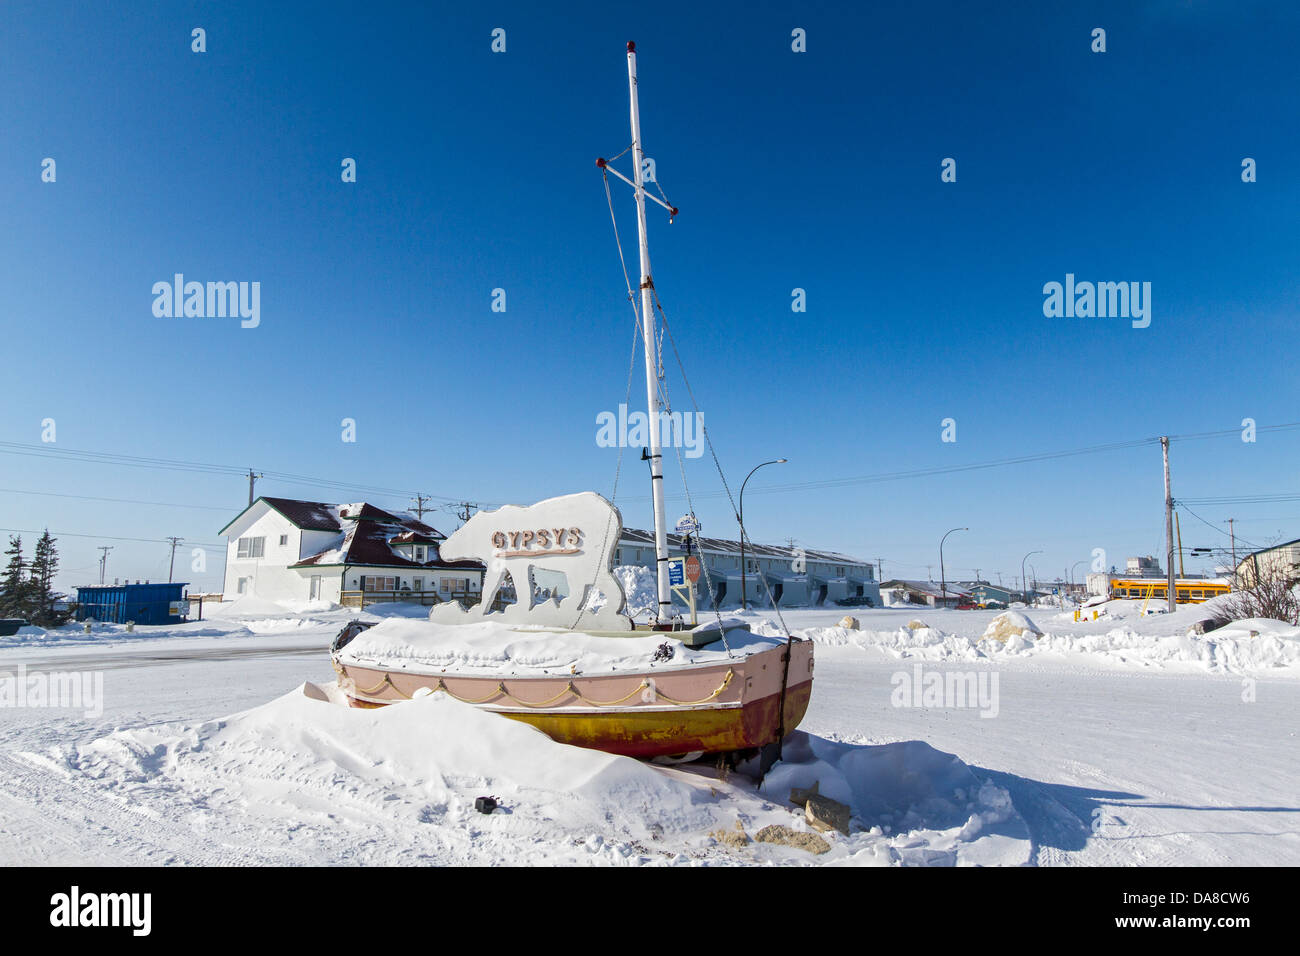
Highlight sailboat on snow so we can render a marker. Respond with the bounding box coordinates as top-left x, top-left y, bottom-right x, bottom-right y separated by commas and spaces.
329, 42, 813, 762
